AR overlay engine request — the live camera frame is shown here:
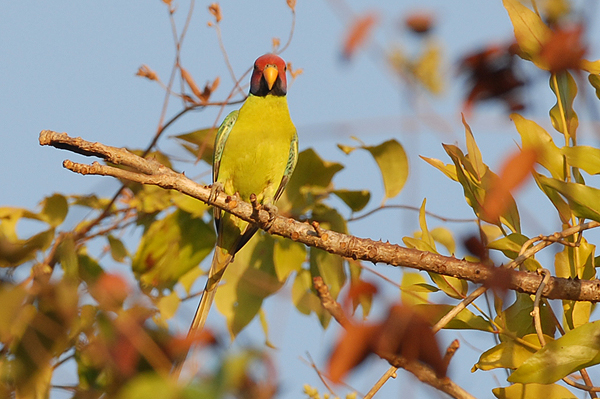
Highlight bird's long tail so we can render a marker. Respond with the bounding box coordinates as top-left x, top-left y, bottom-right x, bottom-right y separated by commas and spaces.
171, 247, 232, 379
189, 247, 232, 334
